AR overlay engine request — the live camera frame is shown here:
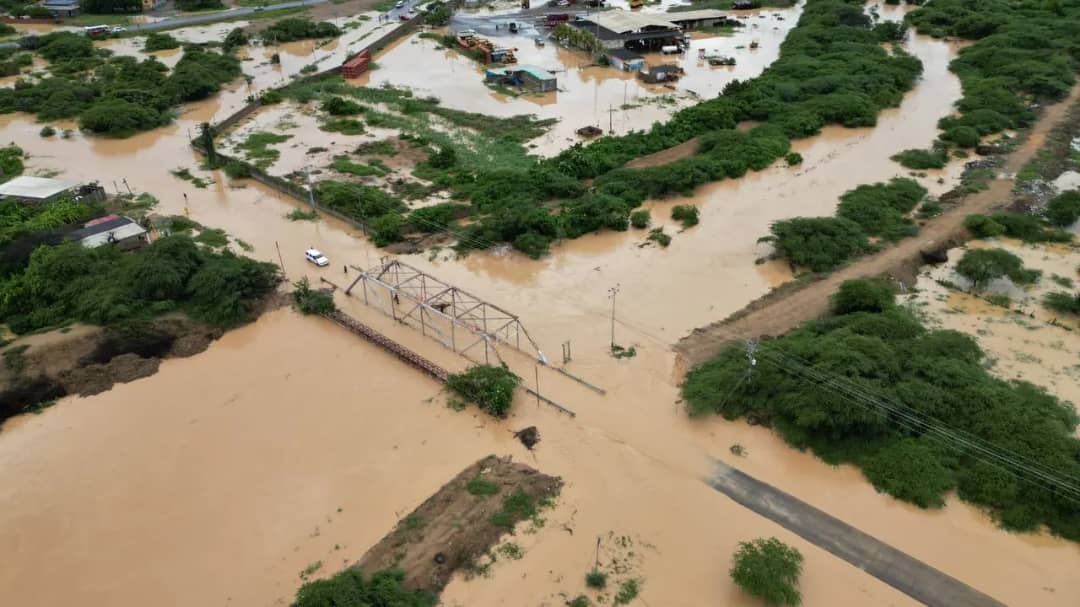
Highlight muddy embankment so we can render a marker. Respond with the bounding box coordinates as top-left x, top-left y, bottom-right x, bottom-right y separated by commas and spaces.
355, 454, 561, 596
0, 311, 266, 424
675, 82, 1080, 367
